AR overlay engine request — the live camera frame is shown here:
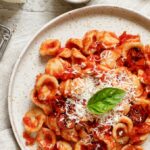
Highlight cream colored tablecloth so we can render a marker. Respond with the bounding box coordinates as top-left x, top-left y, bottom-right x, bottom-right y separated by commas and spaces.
0, 0, 150, 149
